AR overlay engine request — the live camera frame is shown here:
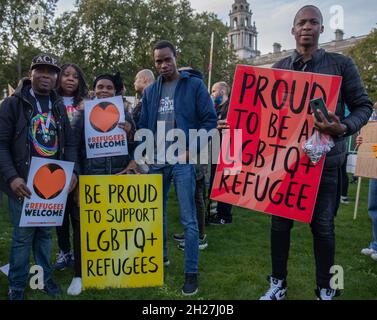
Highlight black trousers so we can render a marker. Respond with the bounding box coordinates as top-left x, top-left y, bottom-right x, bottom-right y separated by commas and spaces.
209, 164, 233, 222
340, 154, 349, 197
270, 167, 341, 288
56, 193, 81, 277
